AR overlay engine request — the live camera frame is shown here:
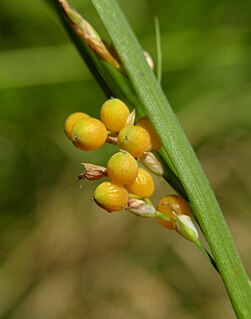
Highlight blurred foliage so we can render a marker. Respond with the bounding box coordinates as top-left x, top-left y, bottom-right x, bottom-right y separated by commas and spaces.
0, 0, 250, 318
